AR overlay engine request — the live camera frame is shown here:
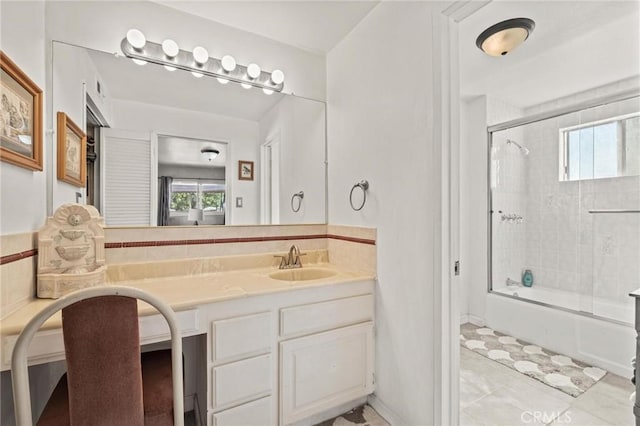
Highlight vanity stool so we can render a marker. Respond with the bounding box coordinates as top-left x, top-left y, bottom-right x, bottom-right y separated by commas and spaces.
11, 287, 184, 426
